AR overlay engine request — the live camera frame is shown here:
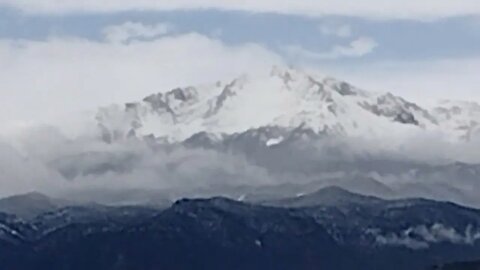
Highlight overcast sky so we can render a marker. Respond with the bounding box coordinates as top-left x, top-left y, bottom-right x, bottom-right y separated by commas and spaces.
0, 0, 479, 133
